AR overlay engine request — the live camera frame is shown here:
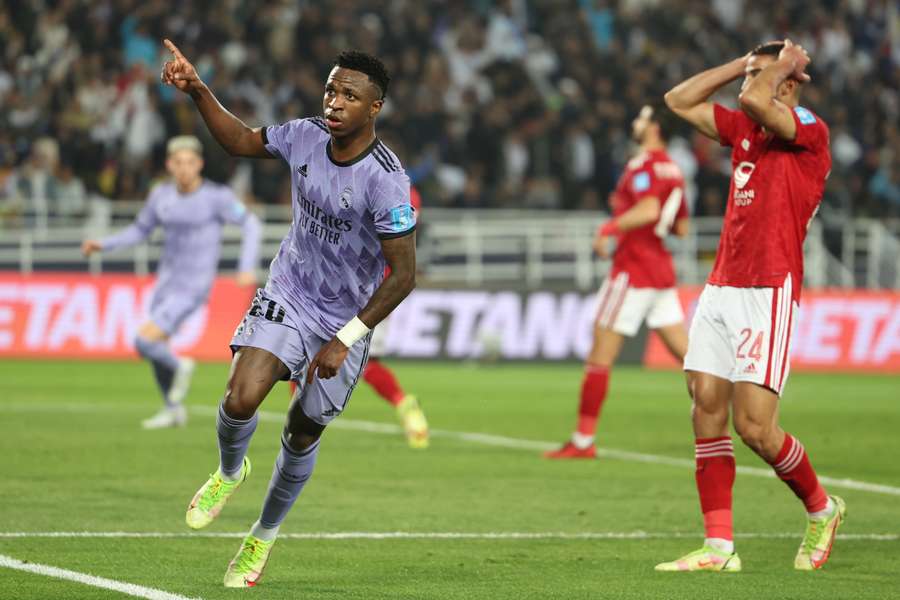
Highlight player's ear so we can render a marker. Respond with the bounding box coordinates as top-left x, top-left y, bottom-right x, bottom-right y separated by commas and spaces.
370, 98, 384, 118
